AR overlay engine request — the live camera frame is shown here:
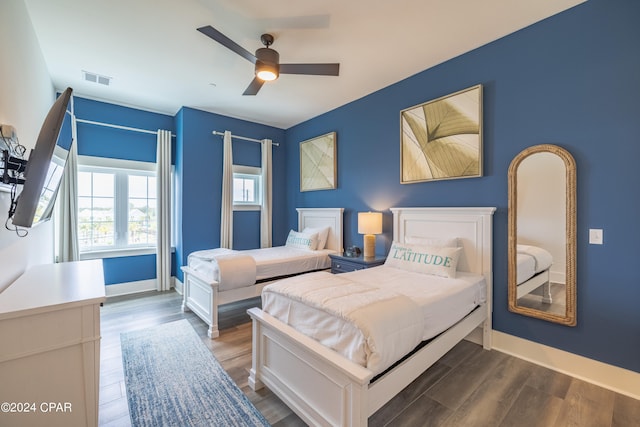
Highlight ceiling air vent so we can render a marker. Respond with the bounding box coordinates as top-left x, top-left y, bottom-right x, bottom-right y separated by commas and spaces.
82, 70, 112, 86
